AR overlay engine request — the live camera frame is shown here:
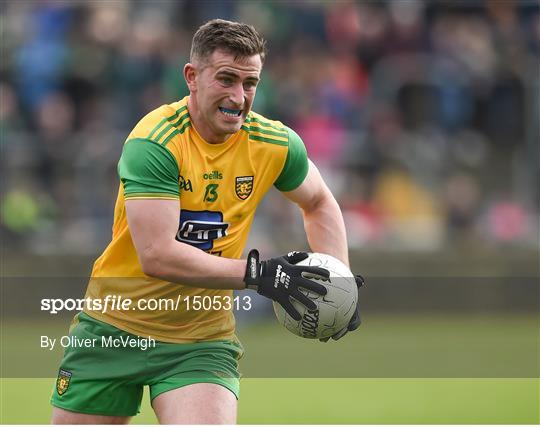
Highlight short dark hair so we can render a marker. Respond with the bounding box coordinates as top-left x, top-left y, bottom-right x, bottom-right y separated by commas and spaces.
190, 19, 267, 64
